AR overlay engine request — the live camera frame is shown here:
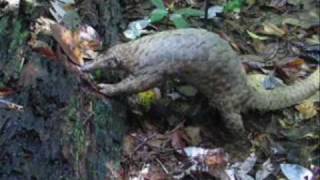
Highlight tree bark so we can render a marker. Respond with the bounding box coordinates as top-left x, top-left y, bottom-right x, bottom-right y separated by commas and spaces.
0, 1, 126, 179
